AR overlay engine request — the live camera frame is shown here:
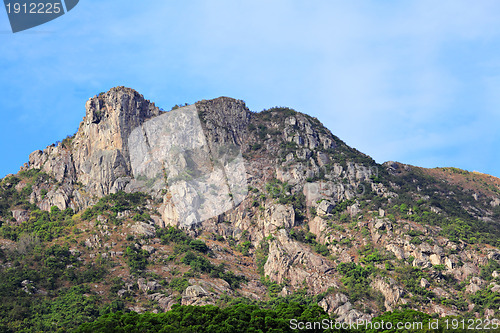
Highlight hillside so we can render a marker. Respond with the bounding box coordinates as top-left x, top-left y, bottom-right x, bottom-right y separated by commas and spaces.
1, 86, 500, 331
